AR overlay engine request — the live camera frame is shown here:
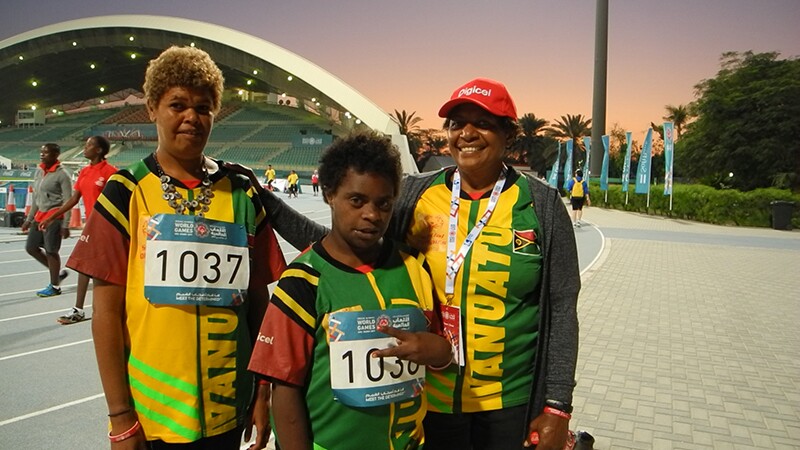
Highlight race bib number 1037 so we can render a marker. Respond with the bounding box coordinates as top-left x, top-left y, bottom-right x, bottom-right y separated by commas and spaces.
143, 214, 250, 307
